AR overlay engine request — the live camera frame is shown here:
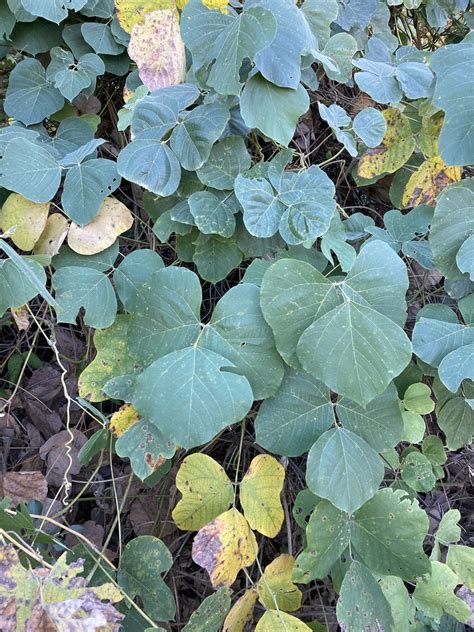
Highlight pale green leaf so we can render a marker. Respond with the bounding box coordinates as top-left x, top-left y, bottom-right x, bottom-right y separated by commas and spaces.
447, 545, 474, 590
188, 191, 236, 239
413, 561, 470, 624
114, 249, 164, 312
196, 135, 251, 191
